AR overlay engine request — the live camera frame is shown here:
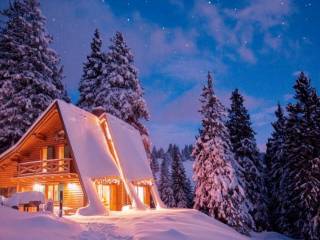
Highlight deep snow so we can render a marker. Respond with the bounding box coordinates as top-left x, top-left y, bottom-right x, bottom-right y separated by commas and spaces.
0, 206, 291, 240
